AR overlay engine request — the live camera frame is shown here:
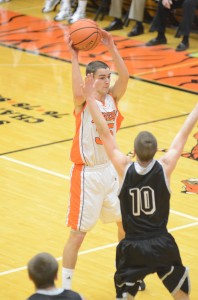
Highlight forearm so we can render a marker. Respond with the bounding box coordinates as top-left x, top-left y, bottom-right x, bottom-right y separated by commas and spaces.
170, 103, 198, 152
107, 43, 129, 100
71, 55, 84, 101
107, 43, 129, 81
87, 97, 109, 138
87, 93, 129, 179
